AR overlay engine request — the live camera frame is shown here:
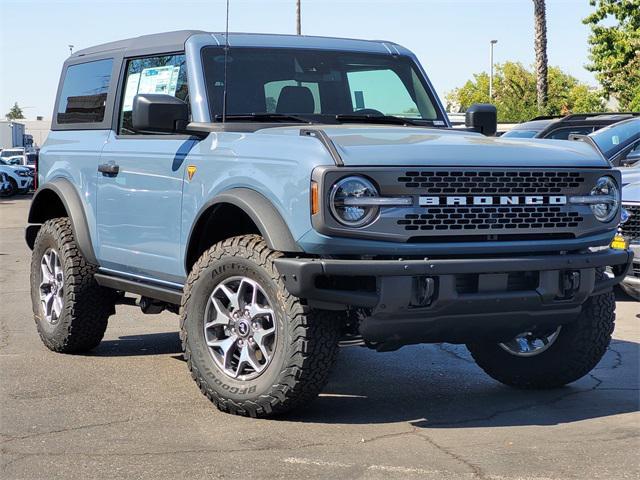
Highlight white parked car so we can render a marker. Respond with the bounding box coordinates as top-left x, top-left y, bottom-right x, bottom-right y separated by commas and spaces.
0, 160, 33, 196
0, 147, 26, 159
4, 155, 36, 173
